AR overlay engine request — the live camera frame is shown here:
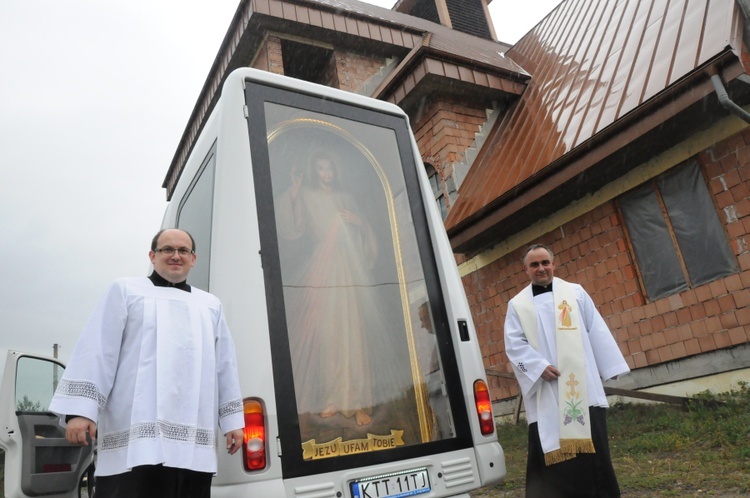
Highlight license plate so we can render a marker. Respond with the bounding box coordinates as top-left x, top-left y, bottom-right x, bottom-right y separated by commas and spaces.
350, 467, 431, 498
